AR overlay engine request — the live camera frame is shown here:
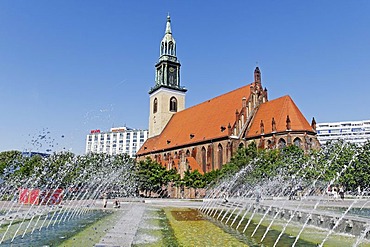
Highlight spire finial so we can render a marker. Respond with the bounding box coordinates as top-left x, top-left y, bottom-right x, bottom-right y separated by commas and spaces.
311, 117, 317, 131
254, 66, 261, 83
165, 14, 172, 34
